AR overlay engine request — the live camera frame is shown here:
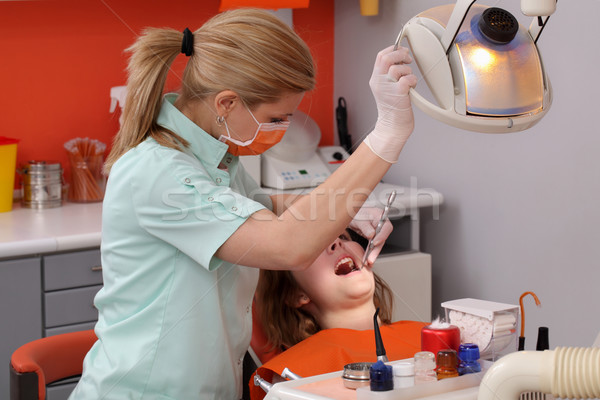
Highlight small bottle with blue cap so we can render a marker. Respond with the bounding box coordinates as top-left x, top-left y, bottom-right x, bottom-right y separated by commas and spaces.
457, 343, 481, 375
370, 360, 394, 391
